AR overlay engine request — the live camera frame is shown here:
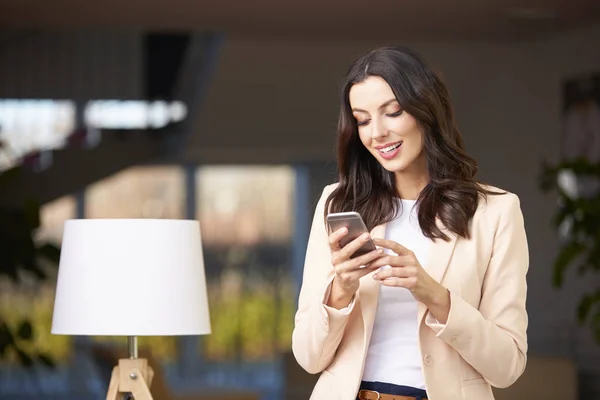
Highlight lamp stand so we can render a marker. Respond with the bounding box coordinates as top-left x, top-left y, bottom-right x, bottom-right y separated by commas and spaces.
105, 336, 155, 400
